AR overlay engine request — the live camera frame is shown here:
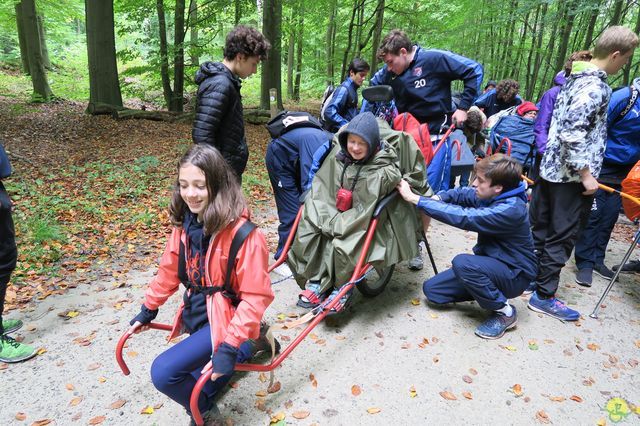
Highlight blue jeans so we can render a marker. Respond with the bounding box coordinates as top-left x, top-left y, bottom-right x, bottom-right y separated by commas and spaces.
574, 188, 621, 270
423, 254, 529, 310
150, 324, 254, 414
